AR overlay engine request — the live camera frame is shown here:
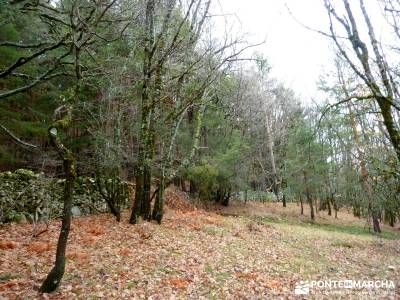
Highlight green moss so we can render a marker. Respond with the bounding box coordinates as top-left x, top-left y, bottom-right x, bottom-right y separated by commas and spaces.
0, 169, 129, 223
